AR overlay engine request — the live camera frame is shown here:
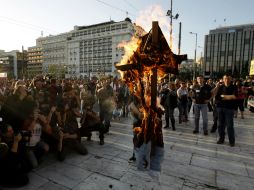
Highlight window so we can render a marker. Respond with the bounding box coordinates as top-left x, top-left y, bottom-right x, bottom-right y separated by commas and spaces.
116, 25, 121, 30
245, 39, 250, 44
122, 24, 127, 29
228, 51, 233, 56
